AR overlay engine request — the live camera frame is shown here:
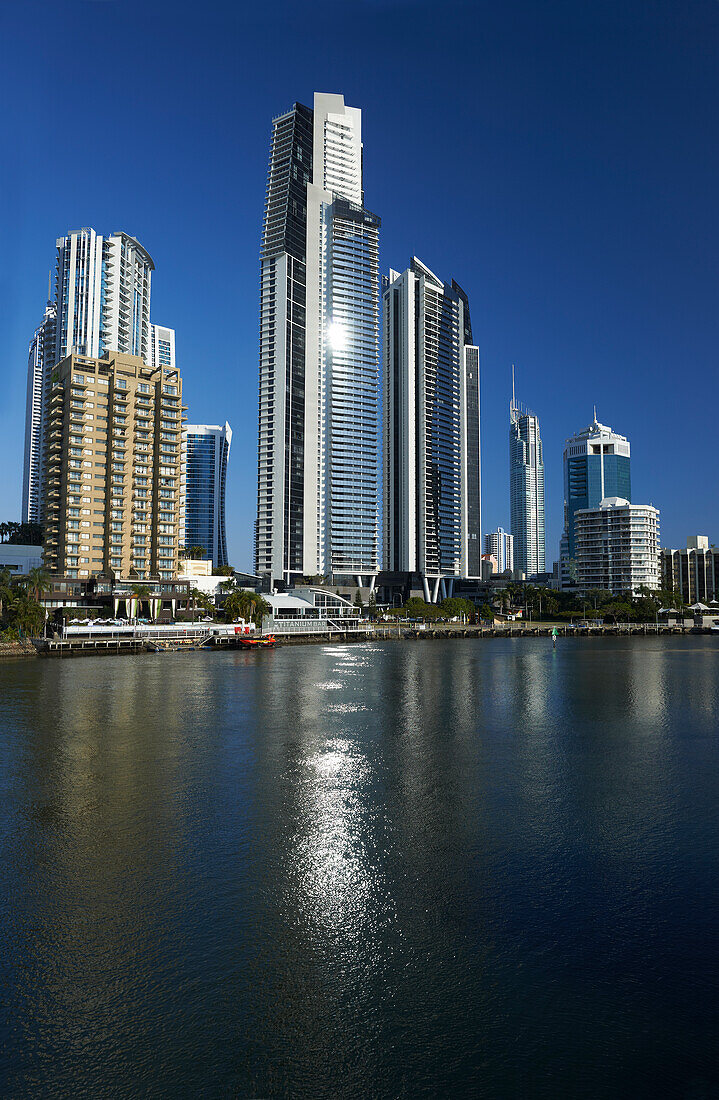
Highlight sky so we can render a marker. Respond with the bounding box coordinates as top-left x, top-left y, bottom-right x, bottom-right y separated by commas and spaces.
1, 0, 718, 571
